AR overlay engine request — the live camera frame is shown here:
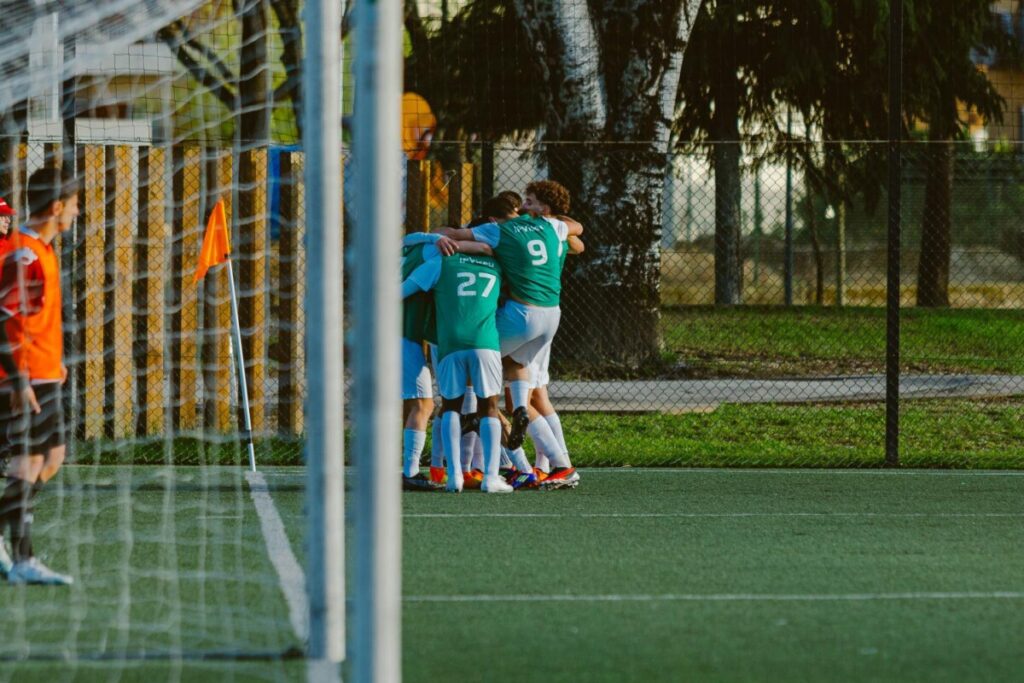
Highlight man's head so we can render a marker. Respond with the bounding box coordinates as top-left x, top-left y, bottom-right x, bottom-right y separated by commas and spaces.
523, 180, 570, 217
0, 196, 14, 236
497, 190, 523, 214
27, 167, 80, 232
466, 195, 518, 227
